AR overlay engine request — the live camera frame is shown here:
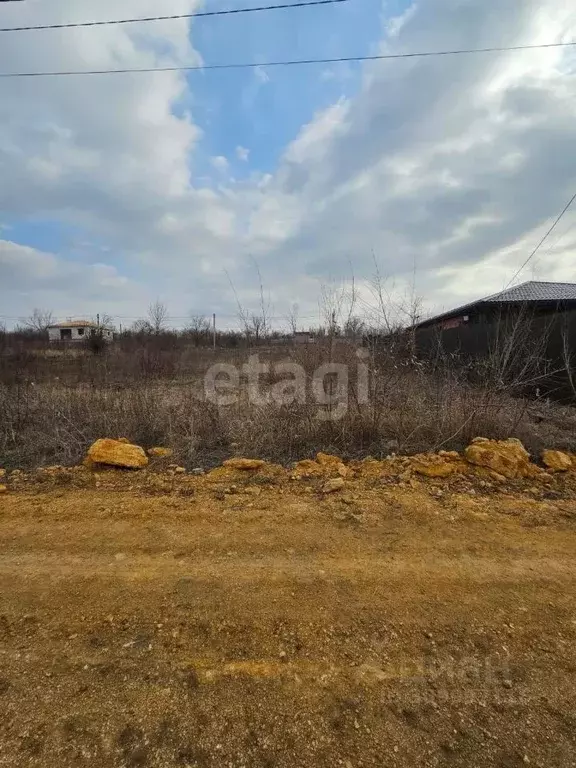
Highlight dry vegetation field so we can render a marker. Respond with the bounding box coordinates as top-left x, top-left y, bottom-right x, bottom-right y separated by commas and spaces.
1, 336, 576, 767
2, 337, 576, 471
